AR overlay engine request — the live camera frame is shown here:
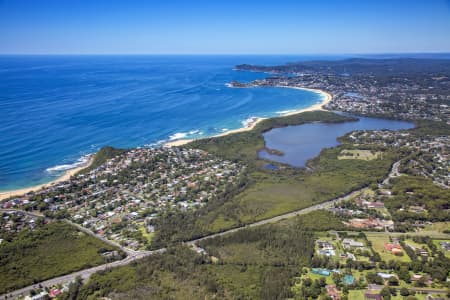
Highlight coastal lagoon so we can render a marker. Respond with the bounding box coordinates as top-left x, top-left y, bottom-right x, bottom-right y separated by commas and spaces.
259, 115, 414, 167
0, 55, 335, 191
